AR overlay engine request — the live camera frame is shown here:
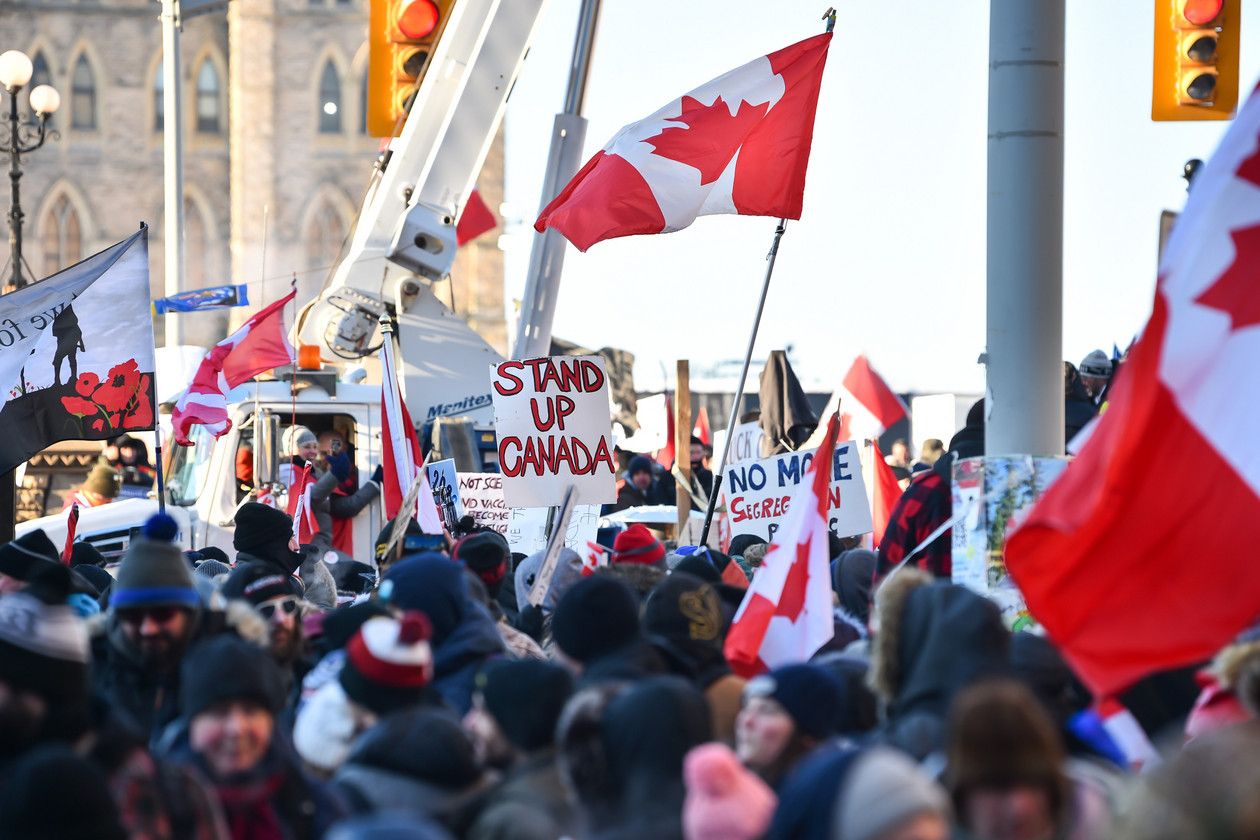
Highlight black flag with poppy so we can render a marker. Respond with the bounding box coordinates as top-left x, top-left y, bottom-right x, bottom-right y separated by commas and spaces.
0, 227, 155, 474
